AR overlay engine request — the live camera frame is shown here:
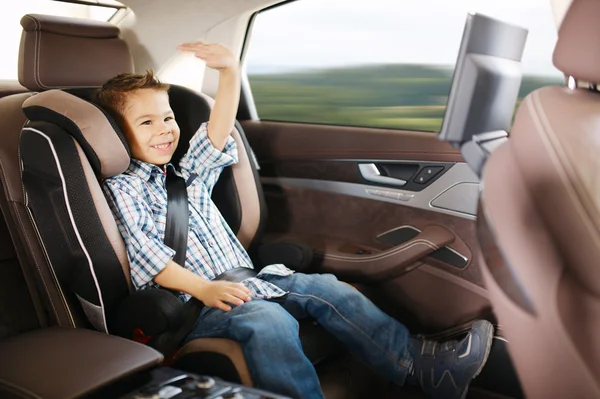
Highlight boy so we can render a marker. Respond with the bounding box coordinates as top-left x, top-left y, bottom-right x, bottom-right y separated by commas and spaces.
98, 41, 493, 399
